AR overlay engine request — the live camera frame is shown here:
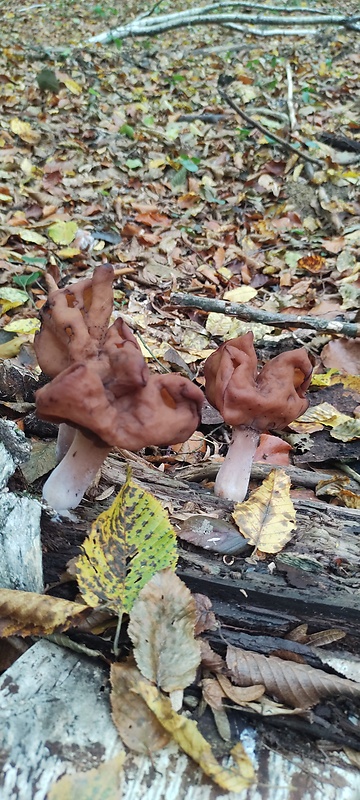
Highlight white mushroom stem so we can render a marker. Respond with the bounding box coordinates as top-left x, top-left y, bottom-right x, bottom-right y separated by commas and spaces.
214, 426, 260, 503
42, 429, 111, 512
55, 423, 76, 462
